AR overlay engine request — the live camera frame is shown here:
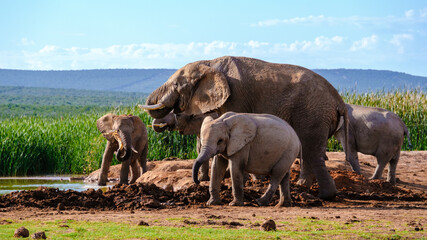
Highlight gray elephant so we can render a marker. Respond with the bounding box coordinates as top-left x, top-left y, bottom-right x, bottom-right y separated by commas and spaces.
334, 104, 412, 184
140, 56, 349, 200
96, 113, 148, 186
150, 111, 219, 181
193, 112, 301, 207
